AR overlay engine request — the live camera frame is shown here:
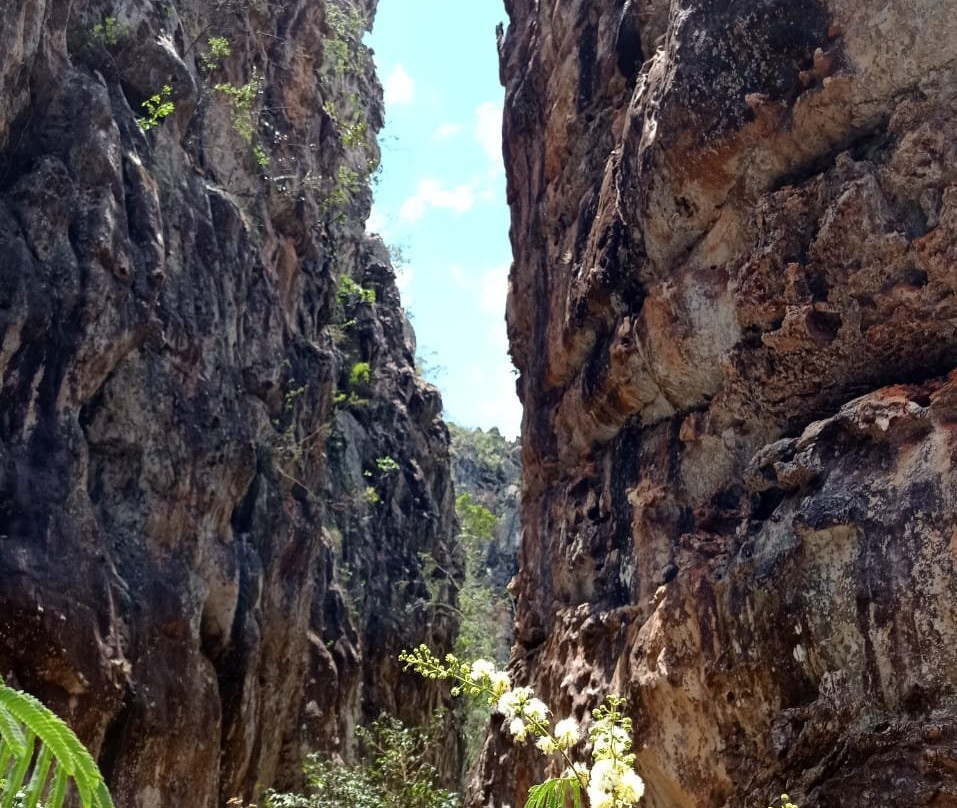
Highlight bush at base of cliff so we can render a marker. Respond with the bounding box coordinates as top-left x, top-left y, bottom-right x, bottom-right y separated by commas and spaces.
452, 492, 511, 770
454, 493, 507, 662
261, 713, 459, 808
